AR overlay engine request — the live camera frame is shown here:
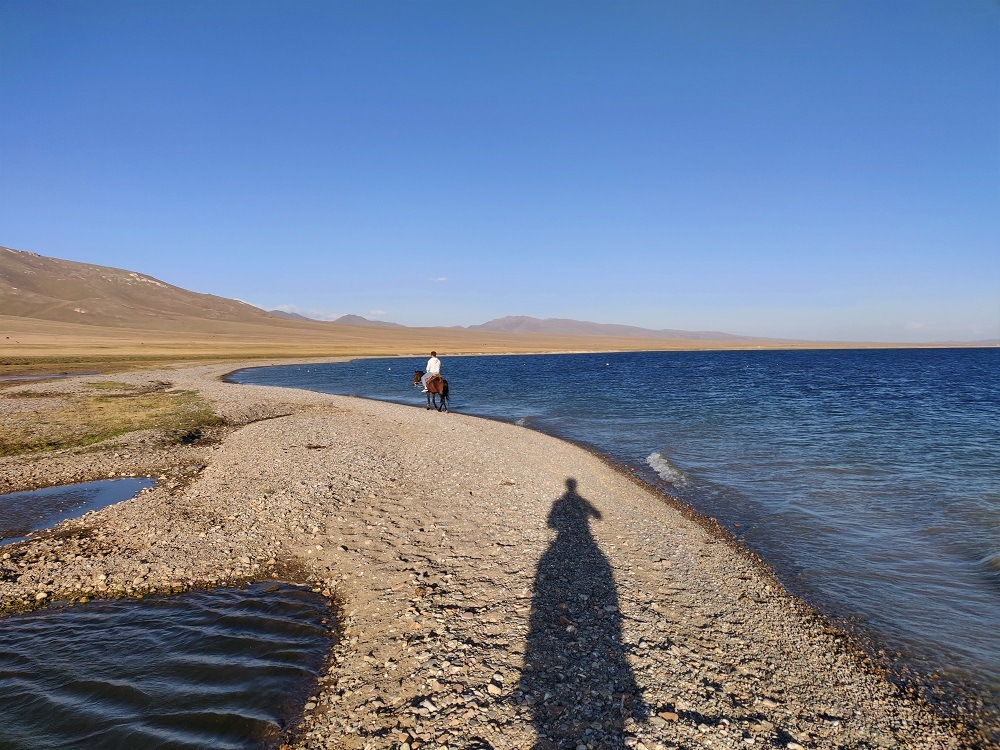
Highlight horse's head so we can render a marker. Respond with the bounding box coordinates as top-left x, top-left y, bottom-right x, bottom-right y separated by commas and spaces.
413, 370, 424, 386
